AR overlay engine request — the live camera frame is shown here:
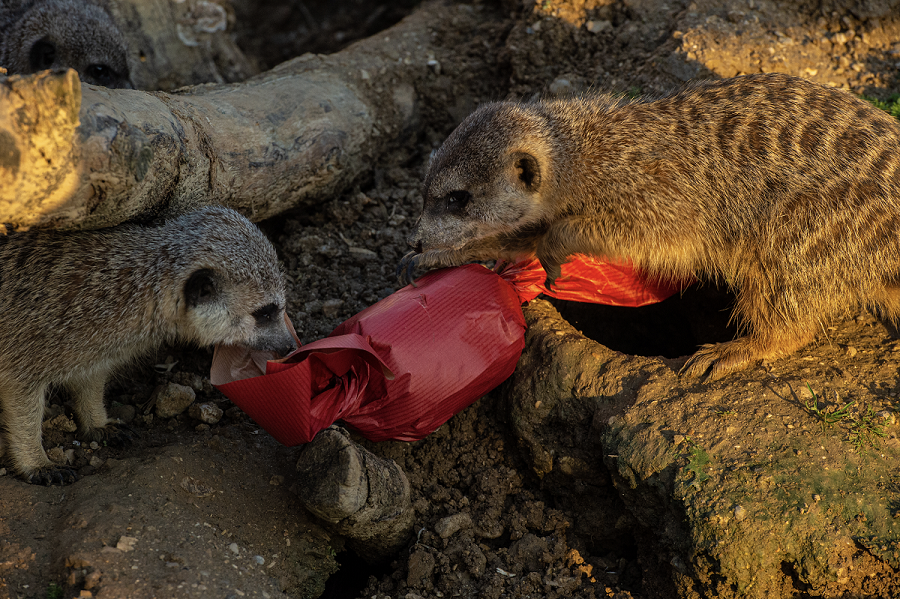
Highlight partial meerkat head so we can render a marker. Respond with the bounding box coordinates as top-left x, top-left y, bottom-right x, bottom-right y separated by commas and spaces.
1, 0, 132, 88
171, 207, 296, 357
409, 102, 556, 254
